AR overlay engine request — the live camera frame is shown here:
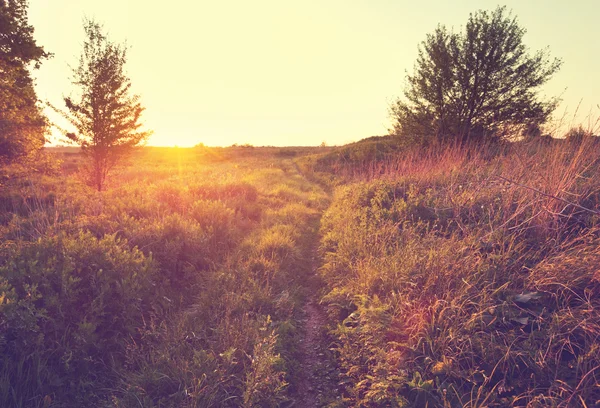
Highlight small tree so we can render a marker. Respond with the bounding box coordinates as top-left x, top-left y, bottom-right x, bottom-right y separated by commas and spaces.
0, 0, 50, 166
60, 19, 150, 191
565, 125, 596, 144
390, 6, 561, 144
